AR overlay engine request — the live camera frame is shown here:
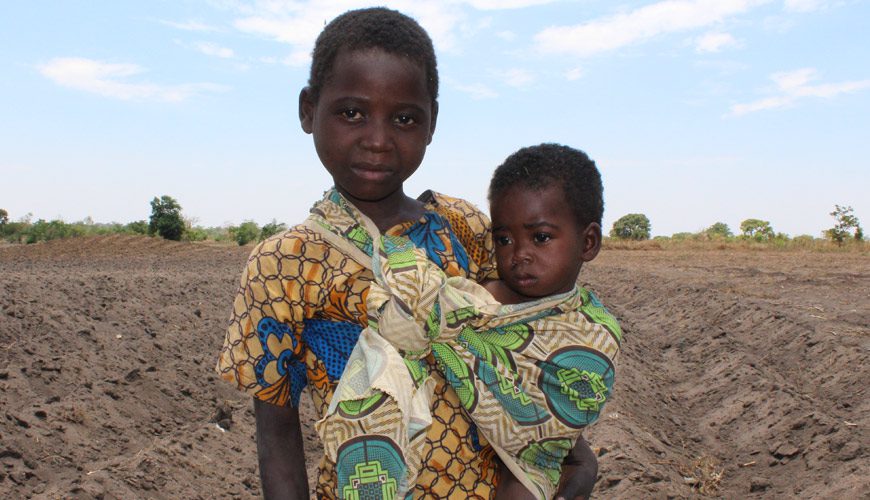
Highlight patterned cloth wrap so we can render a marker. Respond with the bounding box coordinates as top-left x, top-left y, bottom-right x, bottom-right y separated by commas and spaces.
307, 191, 623, 500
